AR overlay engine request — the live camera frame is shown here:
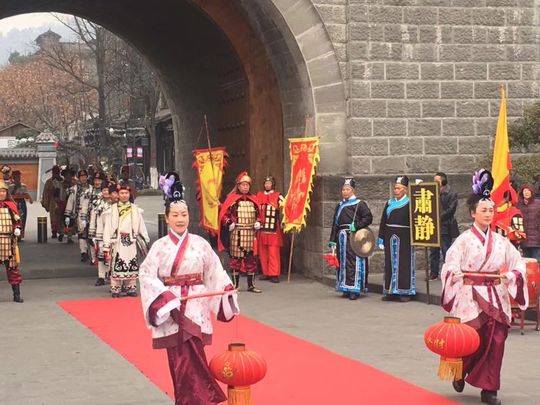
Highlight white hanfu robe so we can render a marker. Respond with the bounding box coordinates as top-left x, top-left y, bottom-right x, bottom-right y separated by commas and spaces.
441, 225, 528, 324
440, 224, 528, 391
103, 202, 149, 294
139, 230, 239, 404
